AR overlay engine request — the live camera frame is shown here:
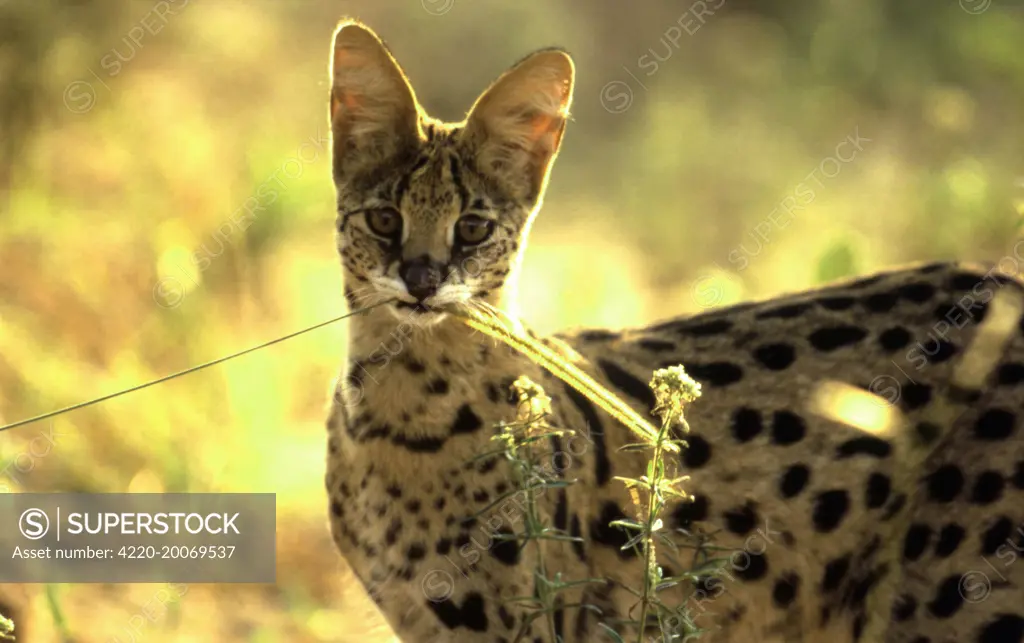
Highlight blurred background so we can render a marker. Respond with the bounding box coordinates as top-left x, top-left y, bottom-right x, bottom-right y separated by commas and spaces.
1, 0, 1022, 640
